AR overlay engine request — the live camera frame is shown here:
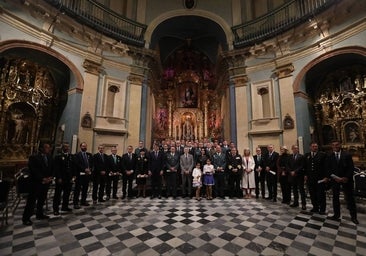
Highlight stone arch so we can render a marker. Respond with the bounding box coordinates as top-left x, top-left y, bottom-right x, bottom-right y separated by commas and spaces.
144, 9, 233, 49
293, 46, 366, 94
0, 40, 84, 90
